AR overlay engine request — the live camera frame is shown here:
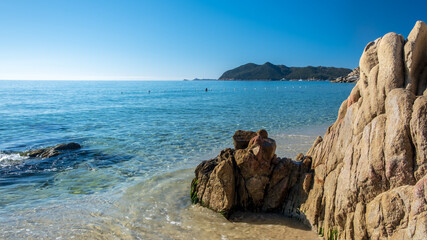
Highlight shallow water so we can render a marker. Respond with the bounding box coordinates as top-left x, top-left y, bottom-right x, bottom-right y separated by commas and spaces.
0, 80, 353, 239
